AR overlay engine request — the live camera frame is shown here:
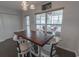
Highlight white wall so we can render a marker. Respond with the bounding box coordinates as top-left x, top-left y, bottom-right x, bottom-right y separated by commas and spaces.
0, 7, 21, 42
23, 1, 79, 56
